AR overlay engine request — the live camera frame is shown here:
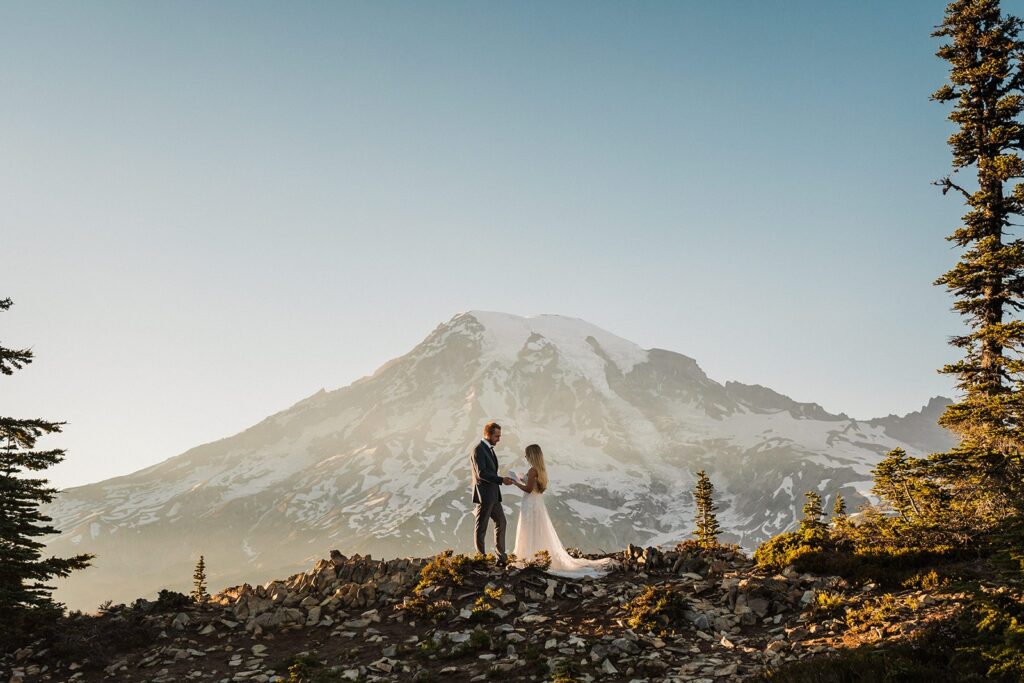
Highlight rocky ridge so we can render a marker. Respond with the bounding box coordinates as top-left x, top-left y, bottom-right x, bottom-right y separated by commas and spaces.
5, 545, 966, 683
